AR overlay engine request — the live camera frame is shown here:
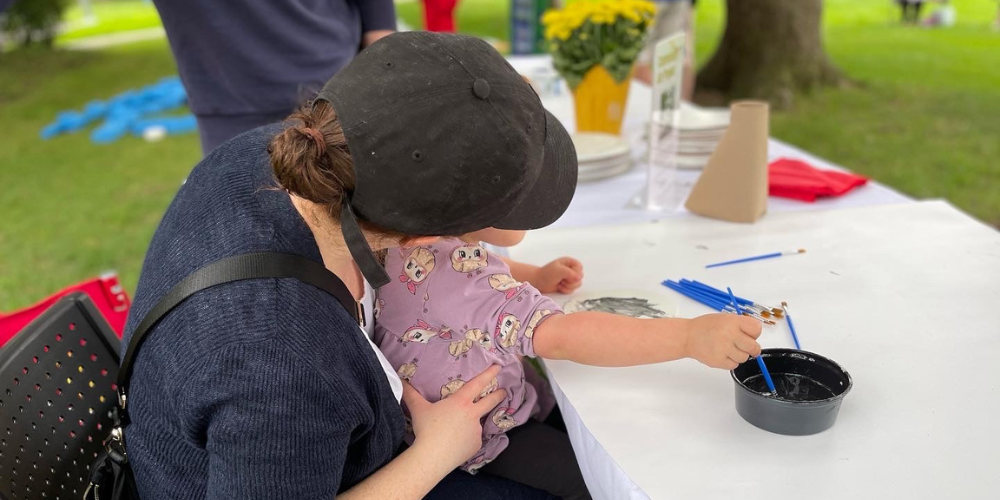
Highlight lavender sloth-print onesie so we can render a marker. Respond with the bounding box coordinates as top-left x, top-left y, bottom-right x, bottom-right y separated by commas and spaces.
373, 238, 561, 473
